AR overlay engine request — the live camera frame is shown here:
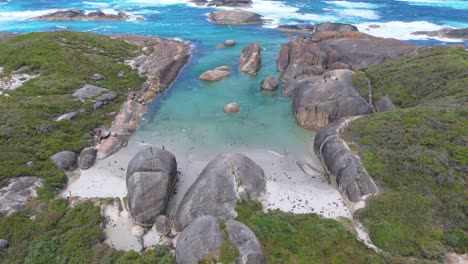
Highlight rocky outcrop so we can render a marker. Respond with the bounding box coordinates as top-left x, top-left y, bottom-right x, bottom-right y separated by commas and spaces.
77, 147, 97, 170
374, 95, 395, 112
175, 215, 264, 264
209, 10, 263, 25
261, 75, 279, 91
199, 68, 231, 81
72, 84, 109, 101
31, 9, 136, 21
239, 43, 262, 76
412, 27, 468, 40
206, 0, 253, 7
292, 70, 374, 130
0, 177, 42, 215
51, 151, 77, 171
97, 35, 190, 159
174, 153, 266, 231
314, 118, 378, 206
126, 147, 178, 226
277, 22, 358, 34
278, 32, 418, 84
224, 102, 239, 113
